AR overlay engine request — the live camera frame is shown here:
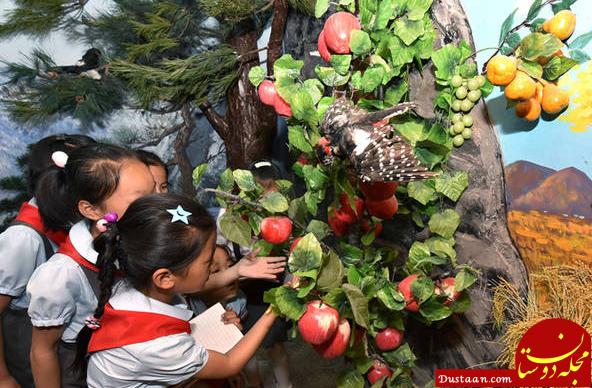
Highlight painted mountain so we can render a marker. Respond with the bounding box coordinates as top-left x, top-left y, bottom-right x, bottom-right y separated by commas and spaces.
504, 161, 592, 270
